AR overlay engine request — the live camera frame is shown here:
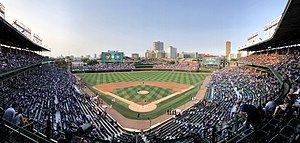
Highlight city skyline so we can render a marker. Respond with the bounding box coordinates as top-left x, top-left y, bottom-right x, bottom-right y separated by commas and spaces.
0, 0, 287, 57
